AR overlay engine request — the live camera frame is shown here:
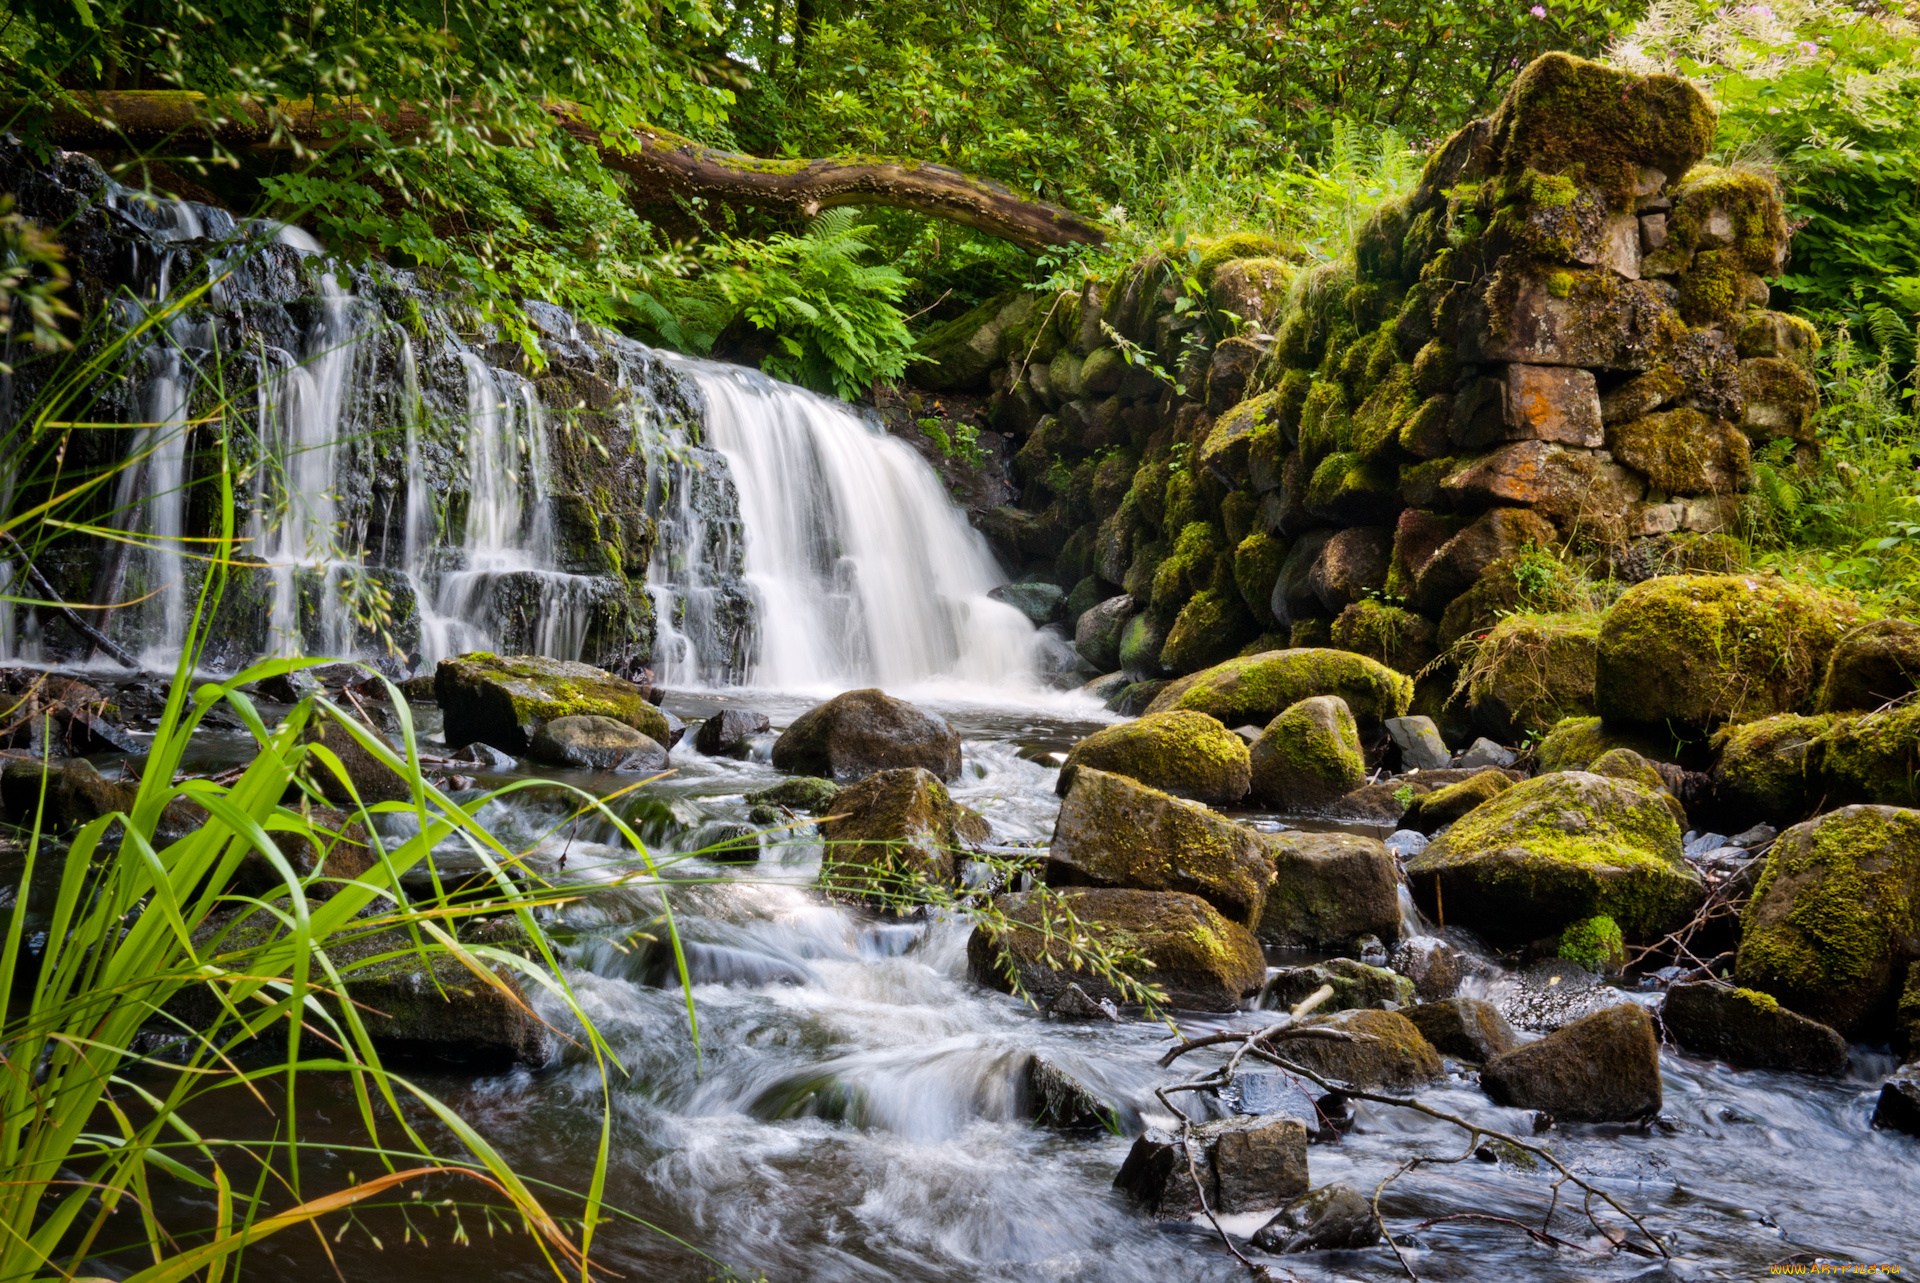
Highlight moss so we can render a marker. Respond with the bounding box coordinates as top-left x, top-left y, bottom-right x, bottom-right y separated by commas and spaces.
1161, 588, 1257, 675
1199, 389, 1281, 482
1709, 712, 1832, 819
1669, 164, 1788, 274
1150, 521, 1221, 617
1734, 985, 1779, 1013
1588, 747, 1667, 794
1410, 340, 1459, 398
1608, 408, 1750, 496
1352, 363, 1418, 462
1305, 451, 1400, 524
435, 653, 657, 754
1355, 197, 1415, 281
1233, 532, 1287, 627
1500, 168, 1578, 209
1250, 695, 1367, 808
1816, 703, 1920, 808
1275, 260, 1356, 368
1596, 574, 1861, 733
1537, 716, 1679, 773
1463, 611, 1601, 742
1164, 468, 1205, 532
1297, 380, 1353, 470
1403, 769, 1512, 832
1332, 599, 1436, 675
1740, 356, 1820, 443
1062, 710, 1251, 805
1557, 915, 1626, 972
1194, 231, 1298, 284
1678, 248, 1748, 326
1146, 646, 1413, 729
